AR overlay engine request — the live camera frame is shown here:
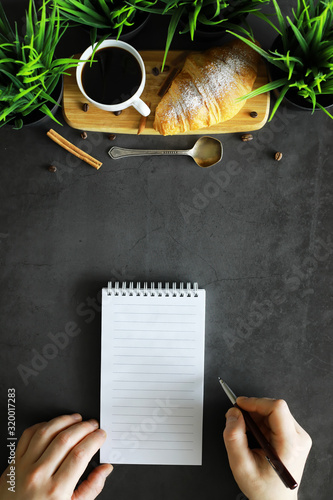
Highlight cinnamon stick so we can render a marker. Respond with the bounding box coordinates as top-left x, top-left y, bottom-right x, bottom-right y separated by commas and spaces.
46, 129, 102, 169
137, 102, 151, 135
157, 67, 181, 98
